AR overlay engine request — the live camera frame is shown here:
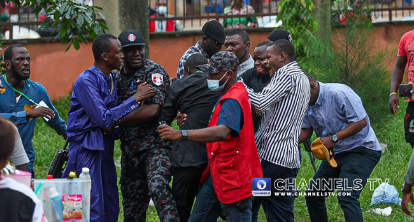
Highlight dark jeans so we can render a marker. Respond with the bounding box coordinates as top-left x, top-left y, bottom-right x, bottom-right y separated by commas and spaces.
189, 176, 252, 222
305, 146, 381, 222
172, 166, 205, 222
252, 159, 298, 222
252, 146, 302, 222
